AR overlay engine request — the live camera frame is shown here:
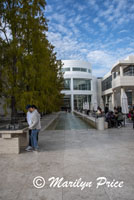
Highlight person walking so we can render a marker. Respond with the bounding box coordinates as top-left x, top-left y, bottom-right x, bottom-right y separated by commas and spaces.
25, 105, 33, 151
28, 105, 41, 151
